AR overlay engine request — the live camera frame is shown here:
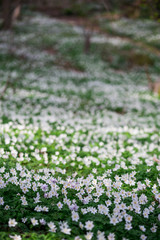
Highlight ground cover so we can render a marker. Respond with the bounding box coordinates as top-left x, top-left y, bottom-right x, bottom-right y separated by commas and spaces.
100, 17, 160, 52
0, 12, 160, 240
